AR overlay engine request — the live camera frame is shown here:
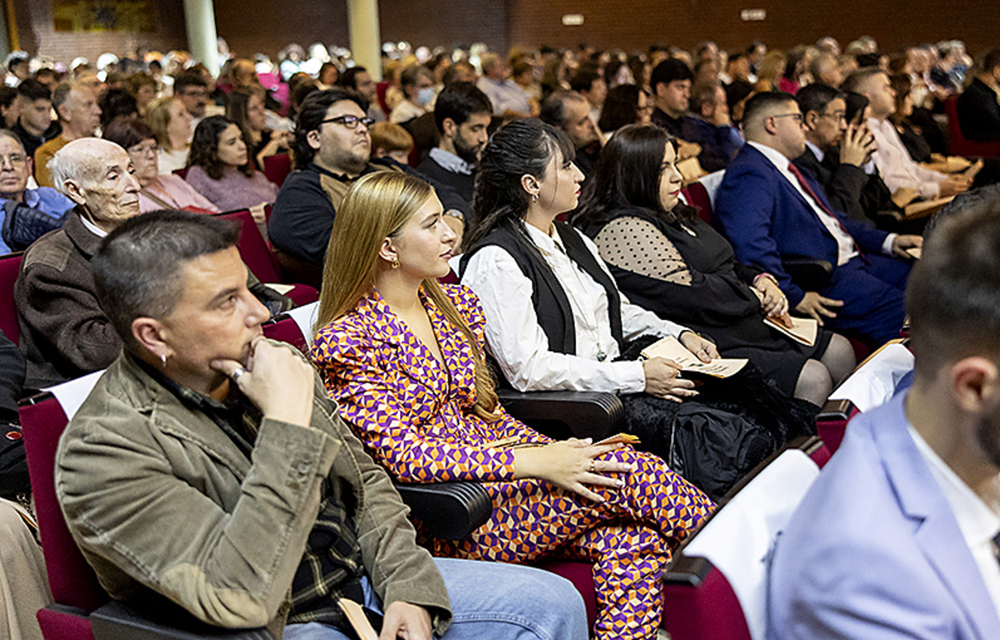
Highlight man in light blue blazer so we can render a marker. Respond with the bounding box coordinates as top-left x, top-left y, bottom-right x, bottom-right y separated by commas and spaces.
715, 91, 923, 345
767, 207, 1000, 639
